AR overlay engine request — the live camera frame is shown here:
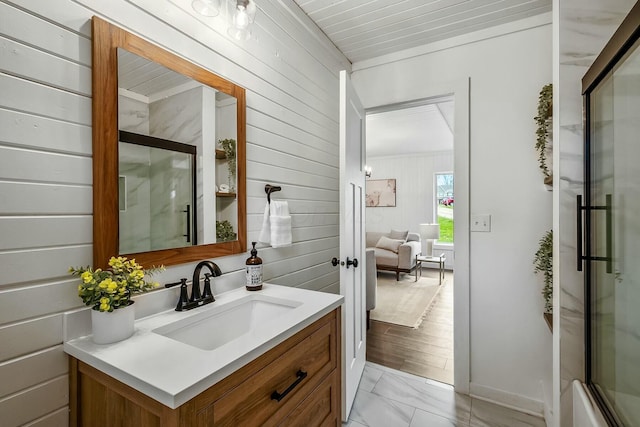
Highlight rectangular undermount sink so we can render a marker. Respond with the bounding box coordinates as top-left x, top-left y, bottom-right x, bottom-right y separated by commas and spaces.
153, 294, 302, 351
